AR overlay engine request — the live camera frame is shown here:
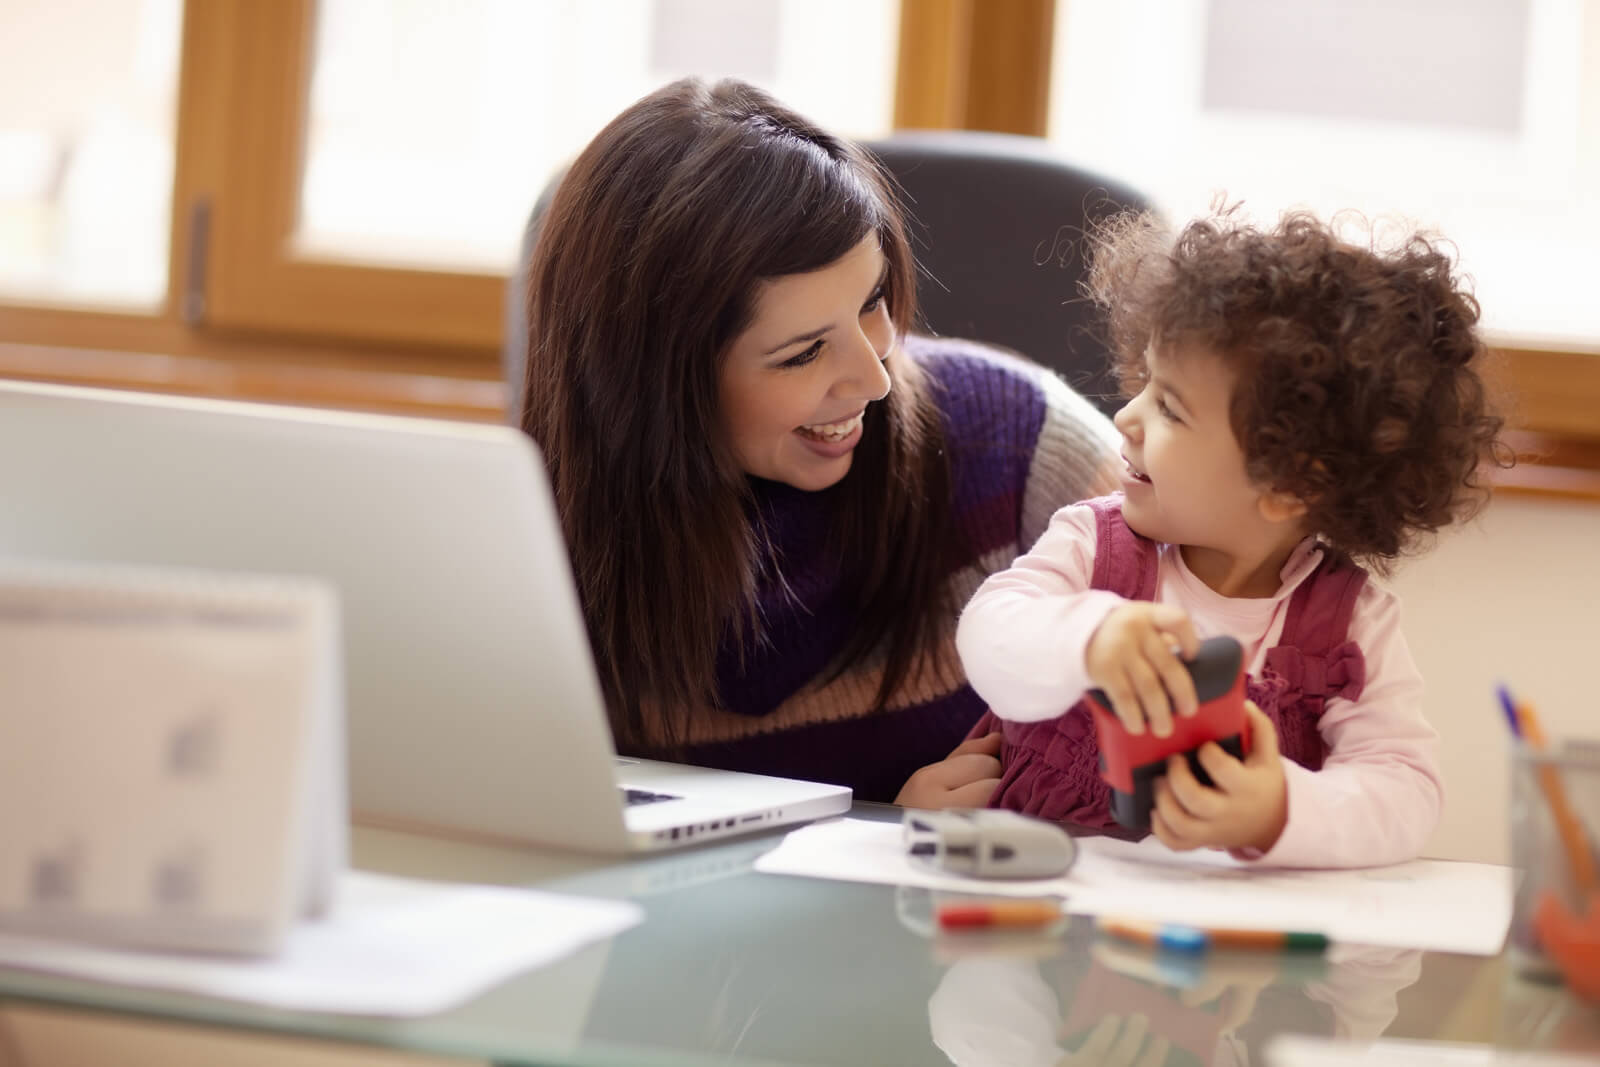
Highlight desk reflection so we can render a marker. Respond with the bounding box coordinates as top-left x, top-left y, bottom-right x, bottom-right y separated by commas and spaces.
575, 855, 1424, 1067
927, 926, 1421, 1067
0, 1002, 473, 1067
